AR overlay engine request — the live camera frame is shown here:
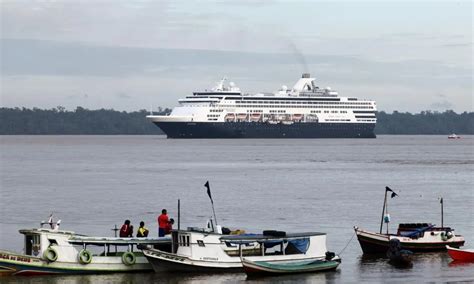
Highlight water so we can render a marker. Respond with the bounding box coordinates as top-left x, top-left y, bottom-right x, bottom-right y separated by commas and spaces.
0, 135, 473, 283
